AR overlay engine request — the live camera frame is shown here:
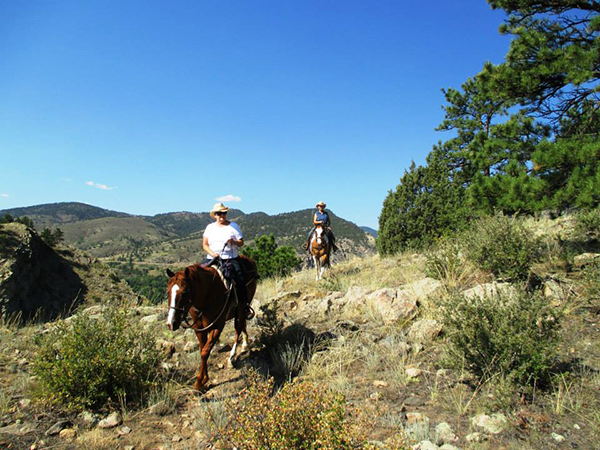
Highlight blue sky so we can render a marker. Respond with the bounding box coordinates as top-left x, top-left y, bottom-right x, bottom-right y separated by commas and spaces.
0, 1, 511, 229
